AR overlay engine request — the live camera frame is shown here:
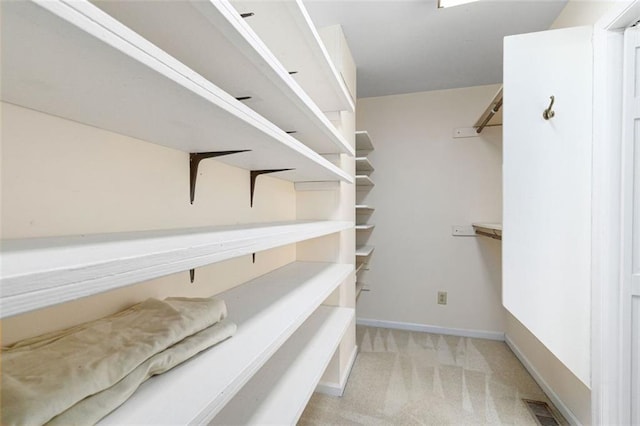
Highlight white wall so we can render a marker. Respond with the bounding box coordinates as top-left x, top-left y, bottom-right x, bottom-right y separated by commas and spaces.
500, 3, 628, 424
355, 84, 504, 336
550, 0, 632, 29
